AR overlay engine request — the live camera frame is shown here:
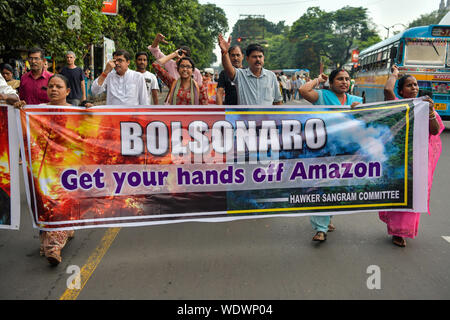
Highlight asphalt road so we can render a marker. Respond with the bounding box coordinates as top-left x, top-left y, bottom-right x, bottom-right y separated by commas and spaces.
0, 107, 449, 301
